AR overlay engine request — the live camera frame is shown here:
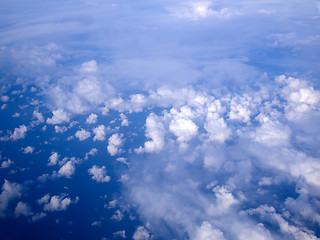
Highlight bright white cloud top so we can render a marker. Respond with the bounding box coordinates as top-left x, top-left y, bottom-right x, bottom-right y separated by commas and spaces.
0, 0, 319, 239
